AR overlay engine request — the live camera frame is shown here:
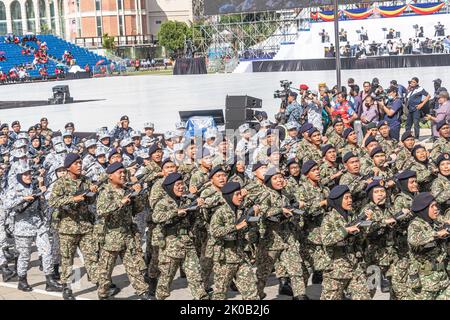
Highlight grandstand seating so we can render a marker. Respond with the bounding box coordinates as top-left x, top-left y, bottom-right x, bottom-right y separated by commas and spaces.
0, 34, 108, 80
